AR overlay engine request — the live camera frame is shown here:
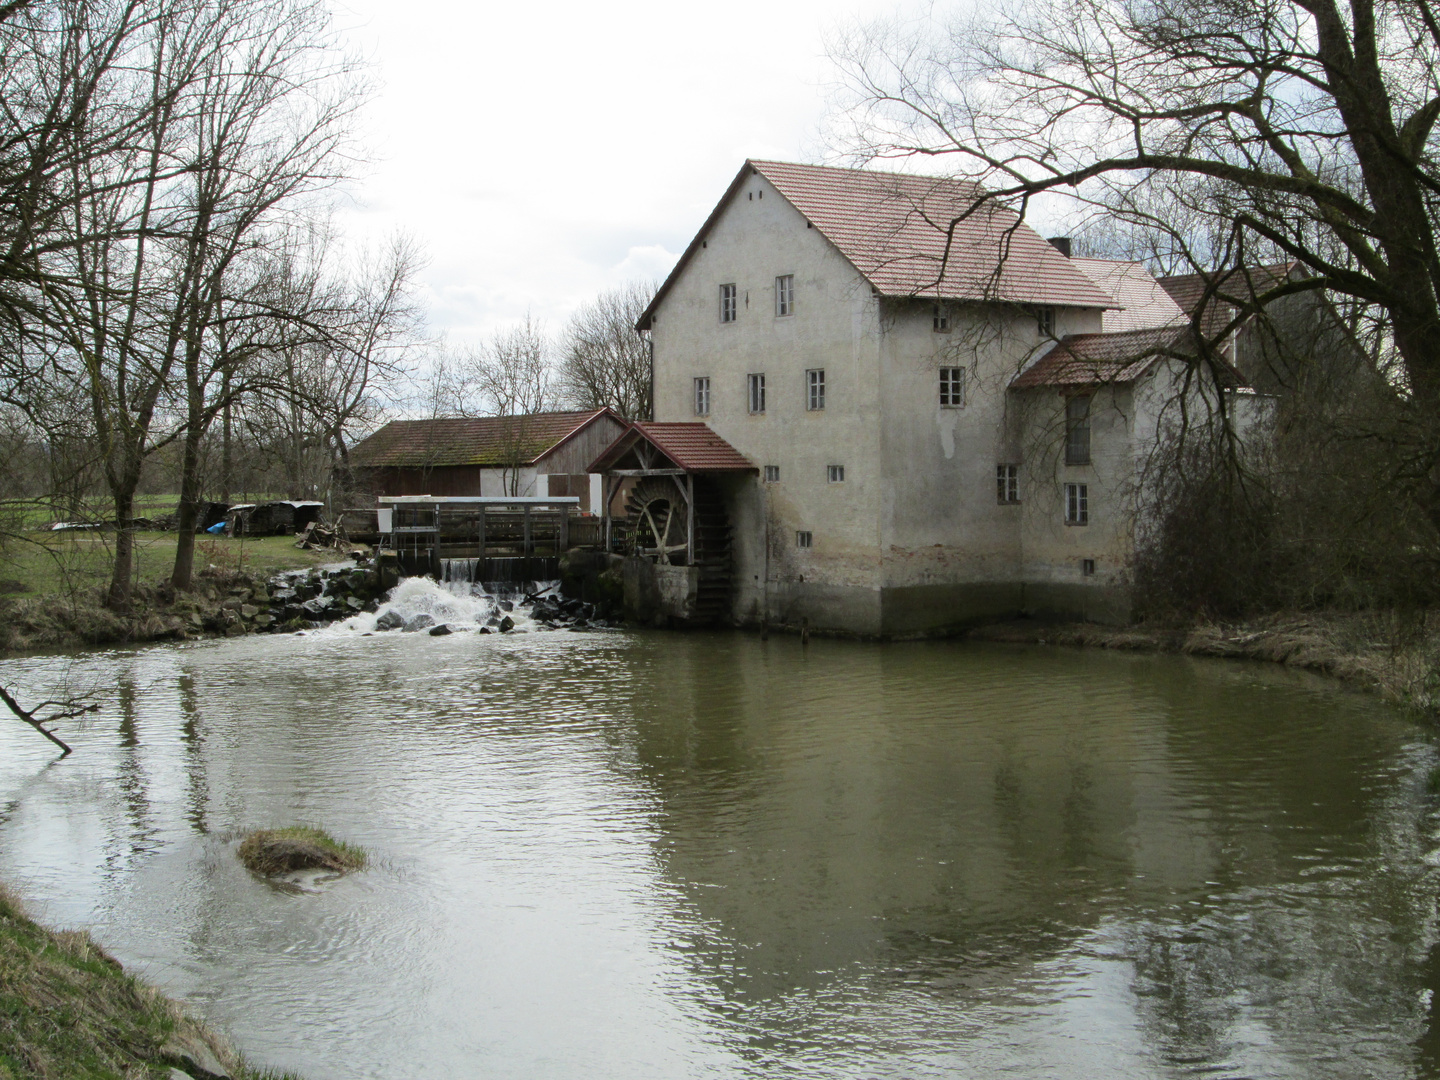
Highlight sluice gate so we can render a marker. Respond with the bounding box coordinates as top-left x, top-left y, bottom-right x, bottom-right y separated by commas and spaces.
377, 496, 582, 582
